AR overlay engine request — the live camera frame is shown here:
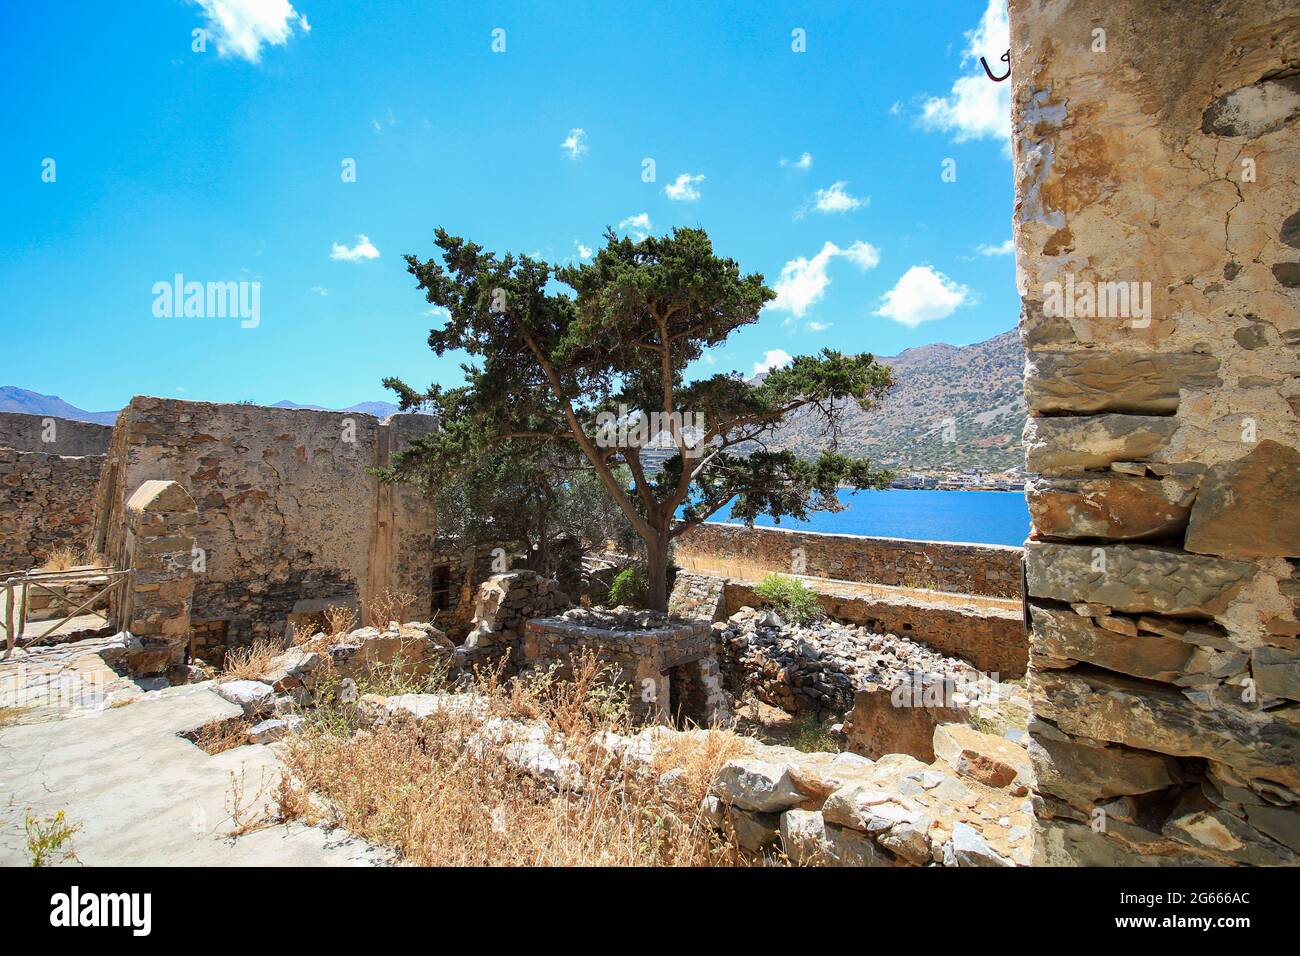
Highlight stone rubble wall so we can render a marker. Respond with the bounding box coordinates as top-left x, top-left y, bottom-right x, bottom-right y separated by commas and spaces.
0, 411, 112, 457
724, 577, 1026, 678
1010, 0, 1300, 865
88, 397, 438, 656
457, 570, 571, 670
675, 522, 1023, 599
118, 480, 197, 676
0, 446, 104, 573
